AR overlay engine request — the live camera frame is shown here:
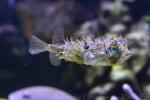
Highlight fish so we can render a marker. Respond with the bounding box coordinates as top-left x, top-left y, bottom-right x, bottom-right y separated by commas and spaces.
29, 34, 131, 67
8, 86, 76, 100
